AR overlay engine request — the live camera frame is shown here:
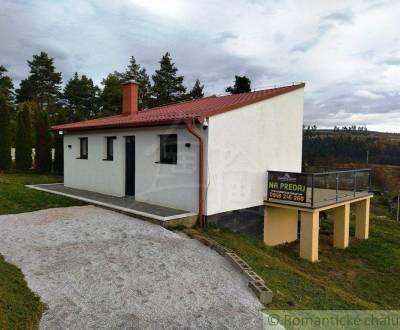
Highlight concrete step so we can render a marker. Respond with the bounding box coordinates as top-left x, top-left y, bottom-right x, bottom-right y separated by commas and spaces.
26, 184, 198, 228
